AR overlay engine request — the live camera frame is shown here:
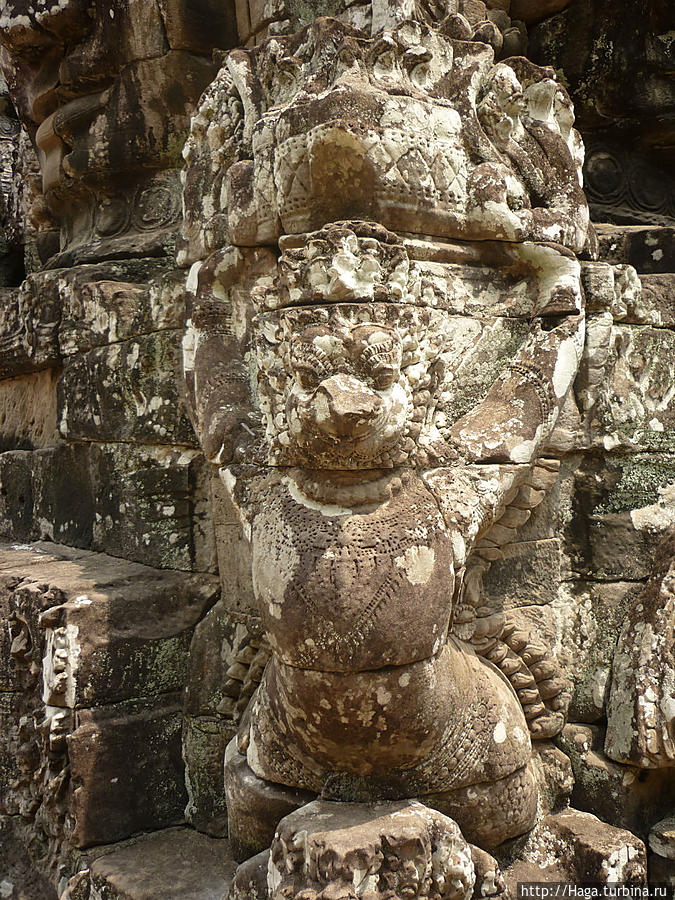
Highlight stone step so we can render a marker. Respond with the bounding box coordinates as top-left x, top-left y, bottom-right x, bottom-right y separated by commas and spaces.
0, 541, 220, 873
66, 827, 236, 900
